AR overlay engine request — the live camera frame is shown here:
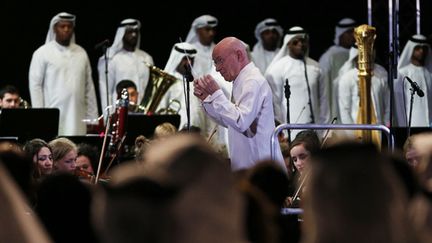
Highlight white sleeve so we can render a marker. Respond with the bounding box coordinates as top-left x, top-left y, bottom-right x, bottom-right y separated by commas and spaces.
28, 50, 45, 107
264, 65, 284, 123
382, 76, 391, 126
318, 52, 331, 80
338, 73, 355, 124
318, 69, 331, 124
202, 89, 228, 128
203, 80, 264, 133
98, 57, 109, 111
393, 74, 407, 126
146, 54, 154, 66
85, 57, 99, 119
